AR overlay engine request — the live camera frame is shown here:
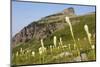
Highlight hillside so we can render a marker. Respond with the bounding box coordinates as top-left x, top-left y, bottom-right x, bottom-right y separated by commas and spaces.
11, 8, 96, 65
12, 7, 76, 48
